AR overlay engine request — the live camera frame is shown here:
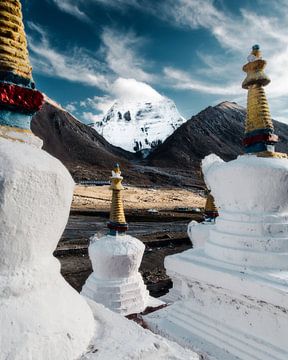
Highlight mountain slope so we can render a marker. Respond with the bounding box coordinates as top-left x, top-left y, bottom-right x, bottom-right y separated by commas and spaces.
94, 96, 185, 154
31, 102, 135, 181
148, 101, 288, 169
